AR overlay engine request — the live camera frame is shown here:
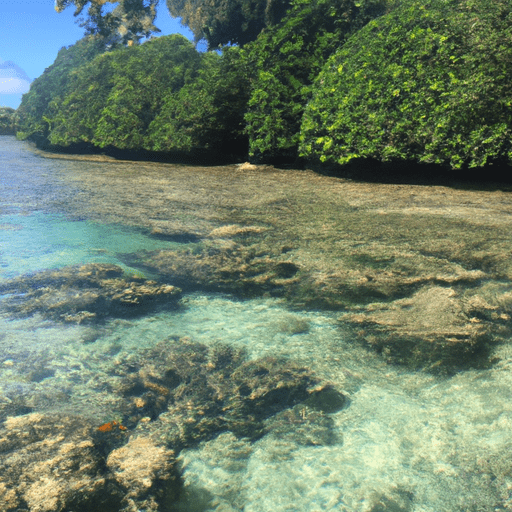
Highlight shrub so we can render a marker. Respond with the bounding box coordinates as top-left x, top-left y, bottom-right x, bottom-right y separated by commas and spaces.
300, 0, 512, 169
244, 0, 388, 163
